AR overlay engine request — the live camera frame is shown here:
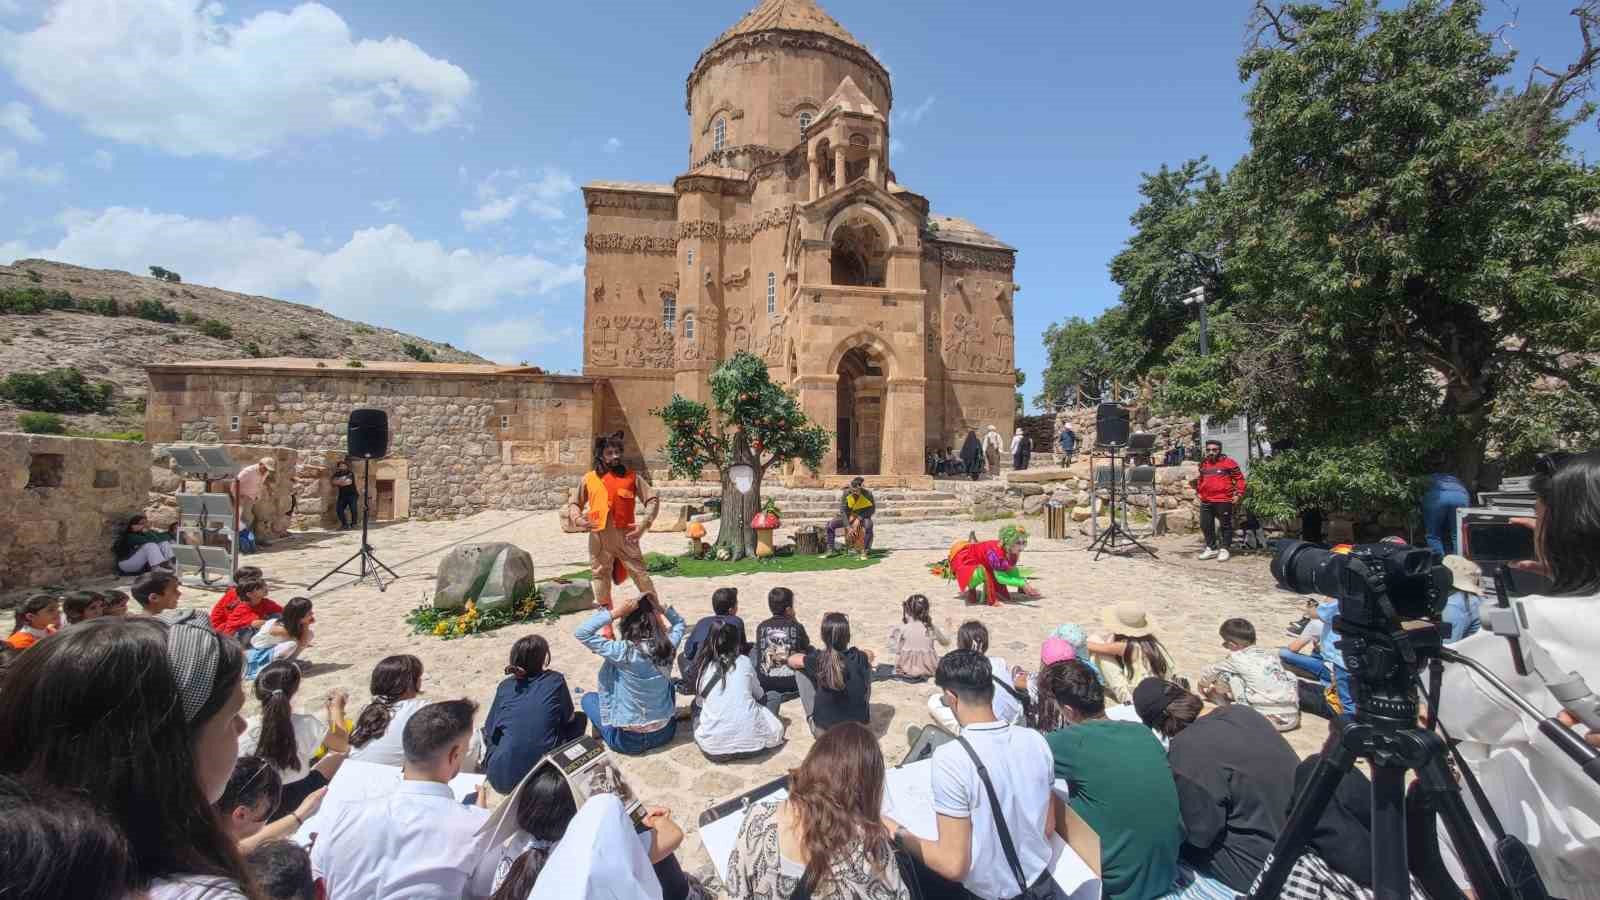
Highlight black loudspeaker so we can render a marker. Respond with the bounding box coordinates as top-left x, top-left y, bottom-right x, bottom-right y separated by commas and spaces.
1095, 402, 1130, 447
347, 409, 389, 460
